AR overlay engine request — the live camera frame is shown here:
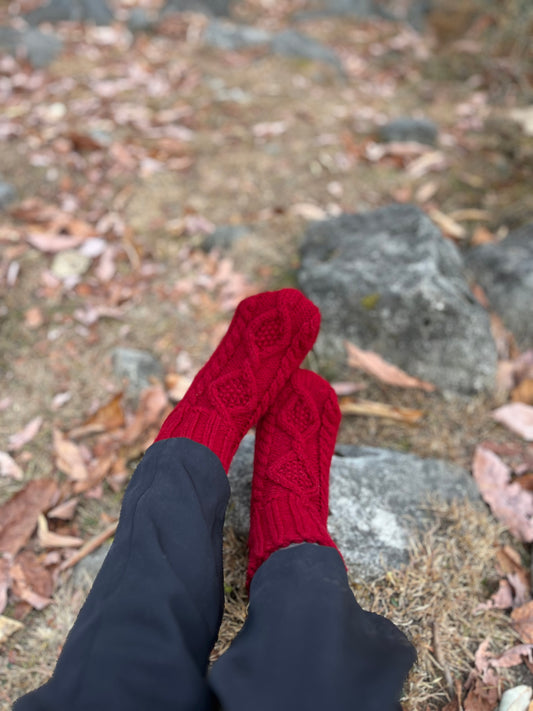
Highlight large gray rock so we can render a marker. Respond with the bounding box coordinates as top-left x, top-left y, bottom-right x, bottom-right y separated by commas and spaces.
378, 117, 438, 146
162, 0, 231, 17
227, 436, 480, 580
297, 204, 497, 393
270, 29, 344, 74
25, 0, 114, 25
0, 26, 62, 68
466, 223, 533, 350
